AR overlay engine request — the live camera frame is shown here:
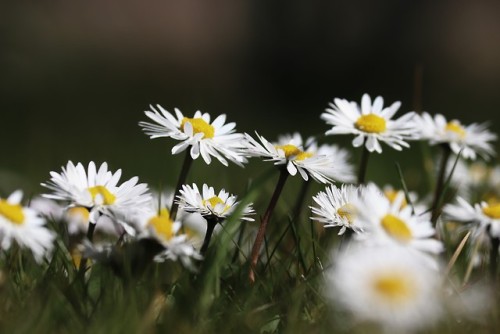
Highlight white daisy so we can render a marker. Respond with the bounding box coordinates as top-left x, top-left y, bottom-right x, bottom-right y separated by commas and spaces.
139, 105, 247, 166
321, 93, 417, 153
354, 184, 443, 267
0, 190, 55, 263
41, 161, 151, 235
444, 196, 500, 238
310, 184, 364, 235
177, 183, 254, 222
137, 206, 202, 269
415, 112, 497, 160
244, 132, 352, 184
328, 244, 442, 331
